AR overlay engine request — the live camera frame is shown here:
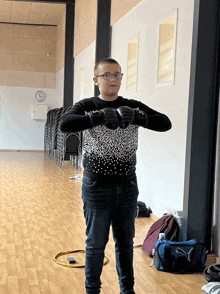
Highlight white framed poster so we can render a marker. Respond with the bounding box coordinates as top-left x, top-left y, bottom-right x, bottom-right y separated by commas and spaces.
126, 36, 139, 92
156, 9, 178, 87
